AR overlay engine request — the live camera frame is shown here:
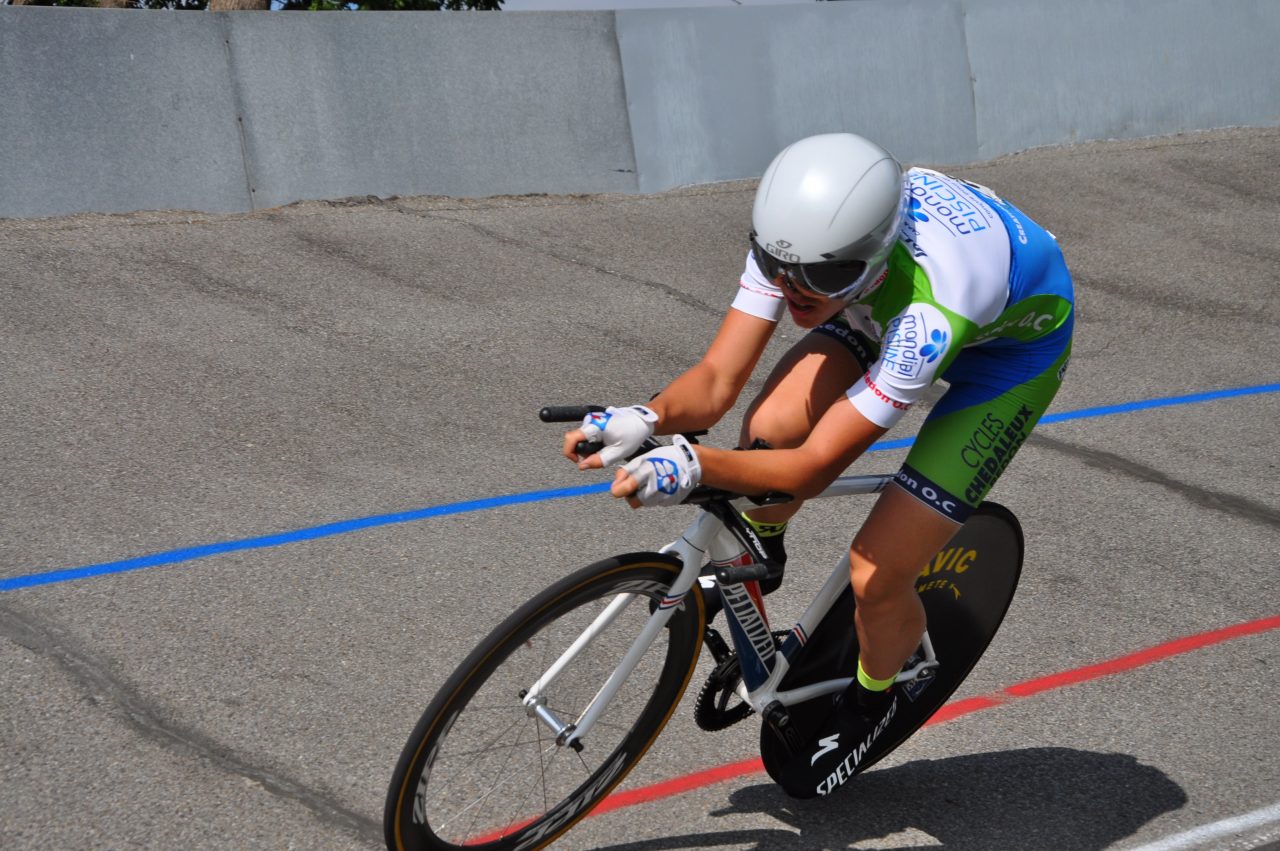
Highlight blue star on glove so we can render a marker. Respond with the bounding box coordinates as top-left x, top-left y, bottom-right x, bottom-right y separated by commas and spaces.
620, 435, 702, 507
